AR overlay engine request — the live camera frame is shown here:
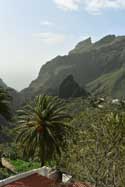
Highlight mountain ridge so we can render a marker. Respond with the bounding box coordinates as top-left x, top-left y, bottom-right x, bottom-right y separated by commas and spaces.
21, 34, 125, 99
1, 34, 125, 102
0, 78, 7, 89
